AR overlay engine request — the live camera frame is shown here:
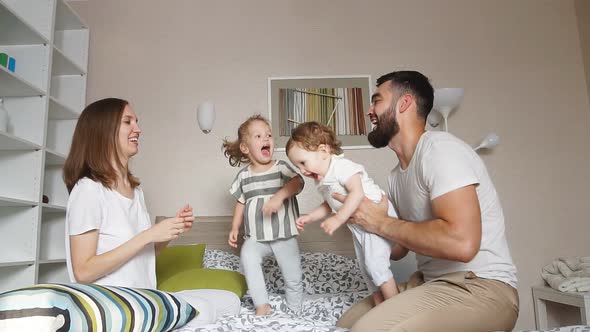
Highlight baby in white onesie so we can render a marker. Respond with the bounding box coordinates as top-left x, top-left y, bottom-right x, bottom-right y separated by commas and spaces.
286, 121, 399, 305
